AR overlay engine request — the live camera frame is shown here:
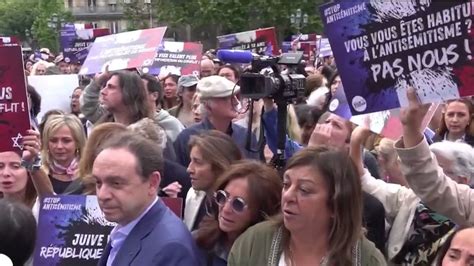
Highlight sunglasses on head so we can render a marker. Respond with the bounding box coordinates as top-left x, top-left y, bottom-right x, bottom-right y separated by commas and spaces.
214, 190, 248, 213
